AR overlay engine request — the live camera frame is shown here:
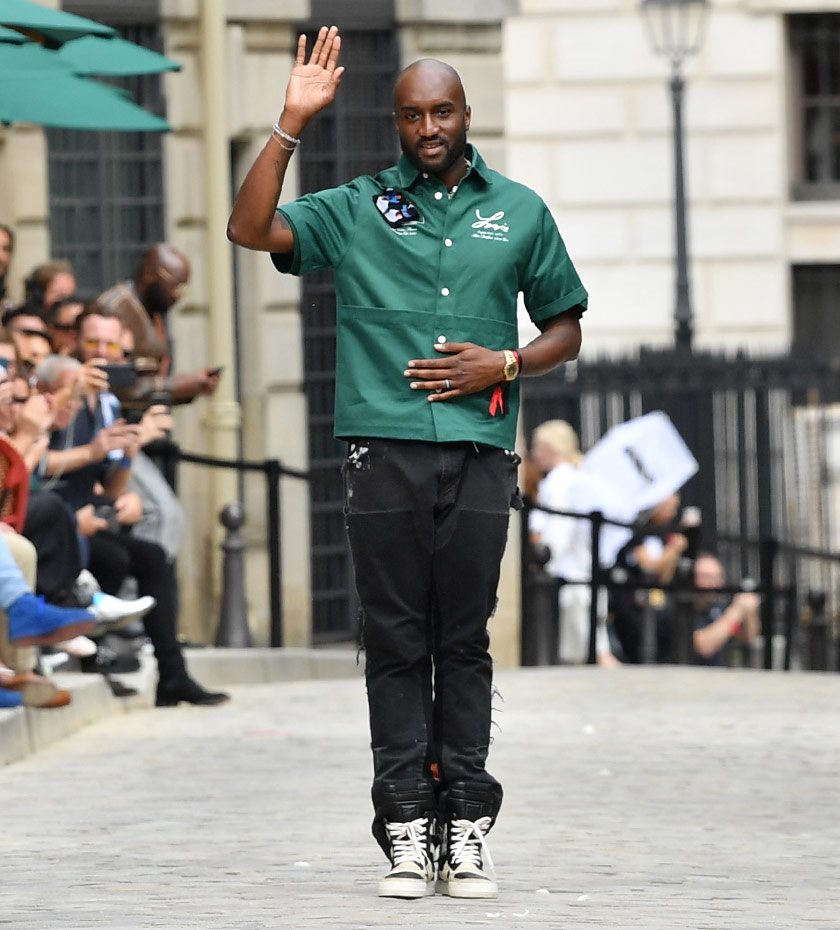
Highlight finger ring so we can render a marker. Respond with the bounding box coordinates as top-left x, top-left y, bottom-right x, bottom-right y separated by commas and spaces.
444, 379, 452, 391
